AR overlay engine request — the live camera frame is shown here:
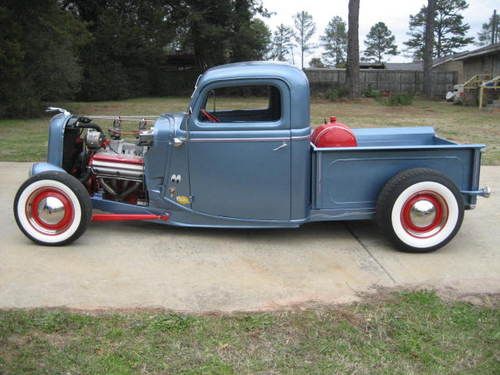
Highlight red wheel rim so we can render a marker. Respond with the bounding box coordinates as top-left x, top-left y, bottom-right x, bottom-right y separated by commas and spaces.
400, 191, 448, 238
25, 187, 74, 235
